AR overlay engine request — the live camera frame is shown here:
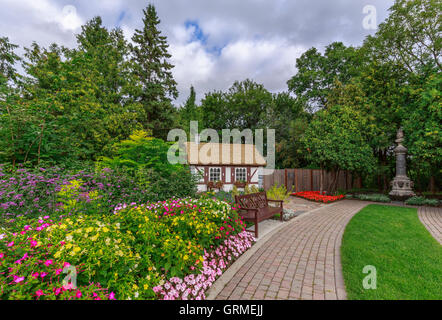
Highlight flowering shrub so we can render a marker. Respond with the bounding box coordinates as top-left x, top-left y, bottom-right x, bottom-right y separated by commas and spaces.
113, 198, 247, 279
292, 191, 345, 203
0, 166, 155, 222
153, 231, 255, 300
1, 196, 253, 300
0, 216, 115, 300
